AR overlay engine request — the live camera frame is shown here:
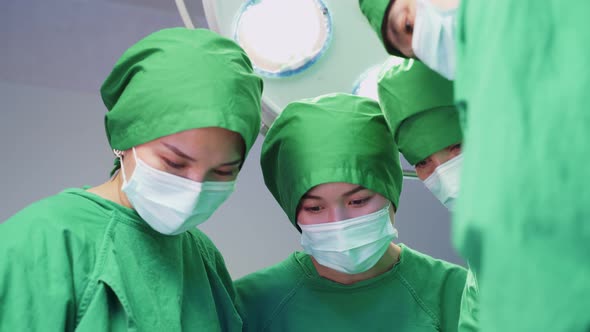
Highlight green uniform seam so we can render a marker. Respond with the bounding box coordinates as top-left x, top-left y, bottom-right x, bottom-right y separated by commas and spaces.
395, 270, 441, 328
74, 211, 137, 326
262, 265, 307, 331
